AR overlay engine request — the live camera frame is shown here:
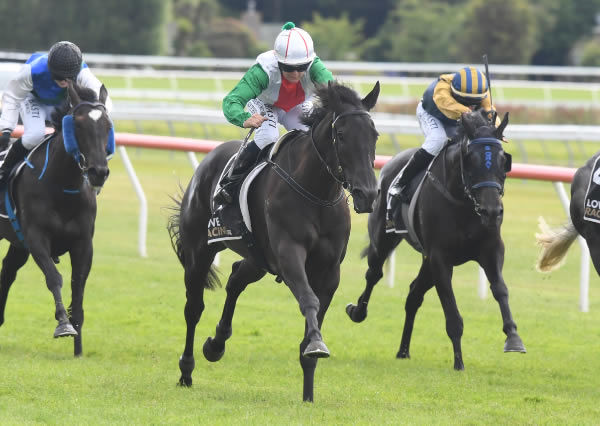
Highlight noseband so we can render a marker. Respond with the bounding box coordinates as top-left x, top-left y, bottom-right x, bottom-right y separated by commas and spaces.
459, 137, 506, 216
309, 109, 372, 191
